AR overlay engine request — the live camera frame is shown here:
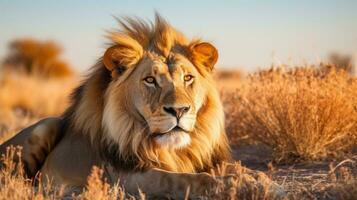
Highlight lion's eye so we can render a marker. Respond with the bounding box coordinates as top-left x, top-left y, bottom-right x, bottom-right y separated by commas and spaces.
143, 76, 156, 85
184, 75, 194, 82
